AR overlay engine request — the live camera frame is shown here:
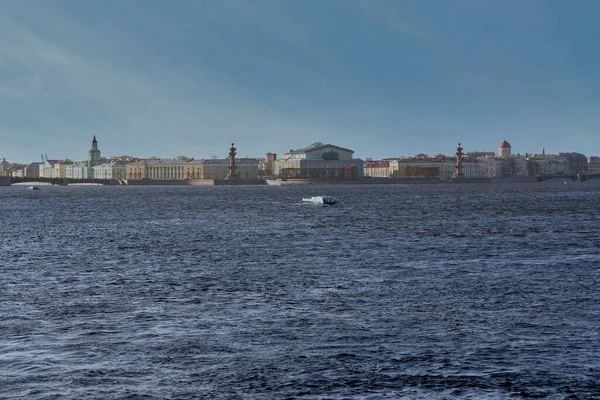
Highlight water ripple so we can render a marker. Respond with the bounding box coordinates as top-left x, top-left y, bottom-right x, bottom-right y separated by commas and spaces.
1, 182, 600, 398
